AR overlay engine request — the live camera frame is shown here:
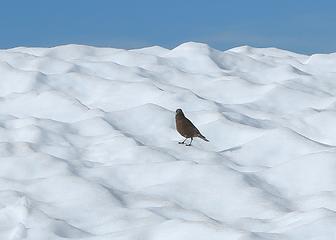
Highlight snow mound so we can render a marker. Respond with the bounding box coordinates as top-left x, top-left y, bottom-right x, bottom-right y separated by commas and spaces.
0, 42, 336, 239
